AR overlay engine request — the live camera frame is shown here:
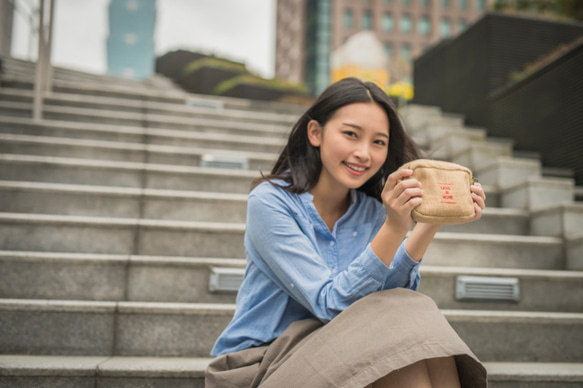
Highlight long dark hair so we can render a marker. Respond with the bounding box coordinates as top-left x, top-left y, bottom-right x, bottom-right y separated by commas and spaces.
252, 77, 422, 201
